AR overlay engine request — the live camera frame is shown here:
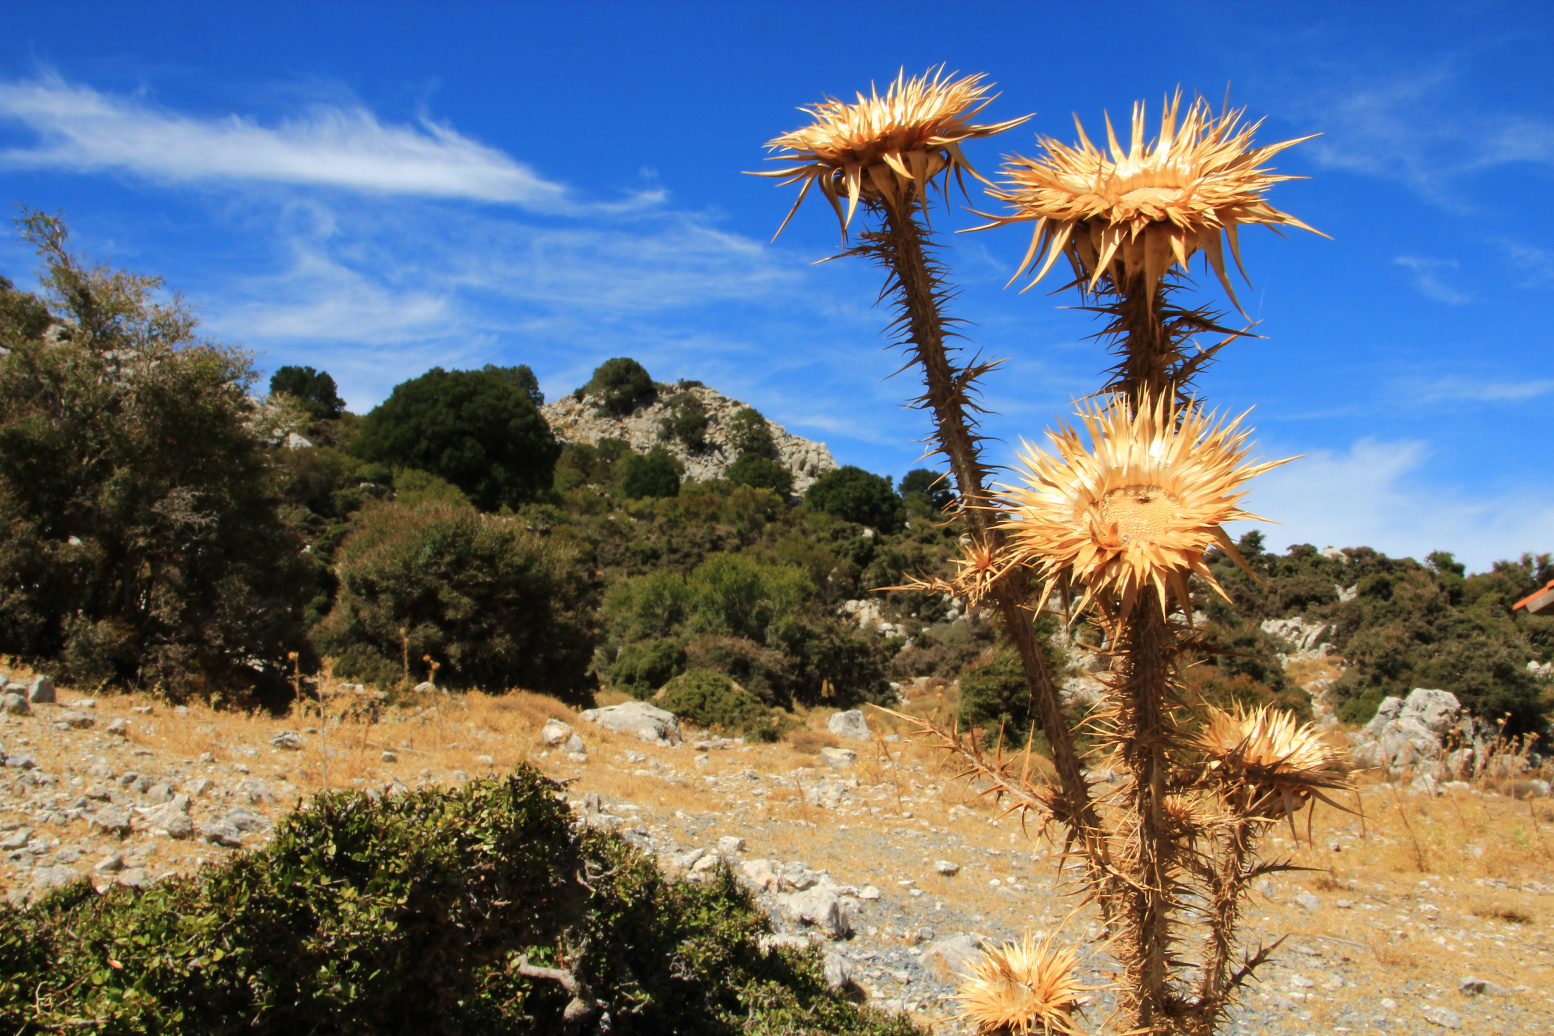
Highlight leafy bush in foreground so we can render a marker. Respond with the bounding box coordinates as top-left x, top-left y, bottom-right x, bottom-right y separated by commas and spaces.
0, 769, 911, 1035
